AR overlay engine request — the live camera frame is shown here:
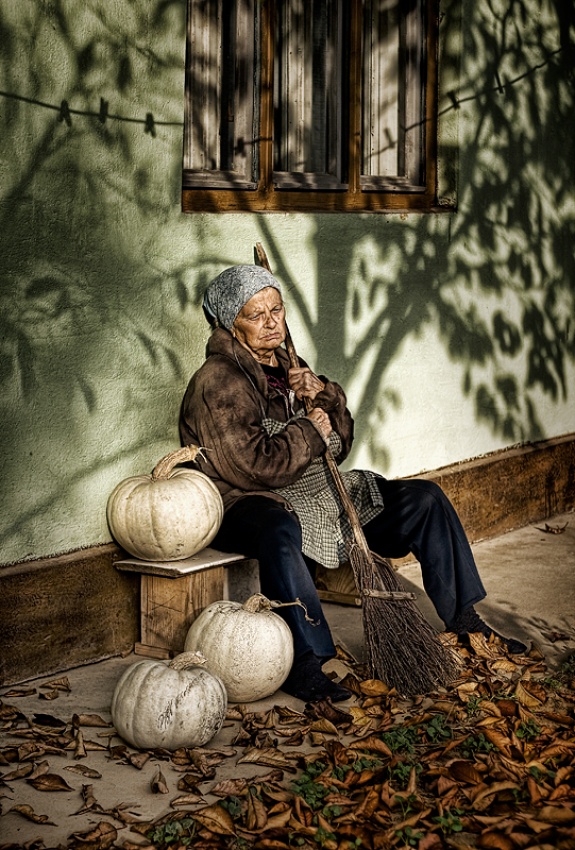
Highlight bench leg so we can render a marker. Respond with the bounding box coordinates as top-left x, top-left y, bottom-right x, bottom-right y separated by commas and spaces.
135, 566, 226, 658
